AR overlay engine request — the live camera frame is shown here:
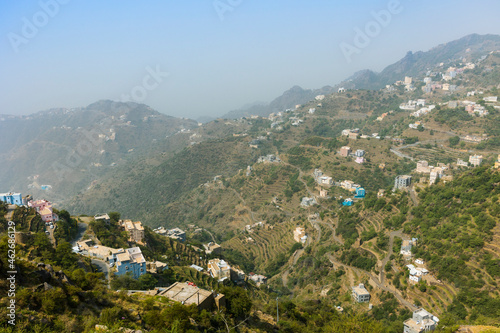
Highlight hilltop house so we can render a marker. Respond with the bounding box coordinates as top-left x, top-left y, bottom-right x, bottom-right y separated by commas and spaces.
352, 283, 370, 303
110, 247, 146, 279
400, 238, 417, 257
403, 308, 439, 333
340, 146, 351, 157
28, 199, 59, 223
203, 242, 222, 255
0, 192, 22, 205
